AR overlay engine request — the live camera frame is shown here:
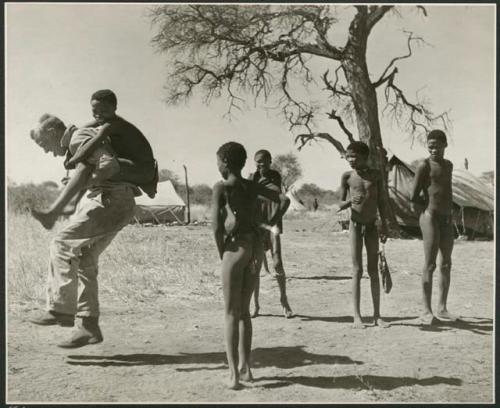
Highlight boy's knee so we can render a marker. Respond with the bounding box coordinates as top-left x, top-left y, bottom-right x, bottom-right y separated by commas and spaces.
424, 262, 437, 274
367, 268, 378, 278
440, 260, 452, 271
